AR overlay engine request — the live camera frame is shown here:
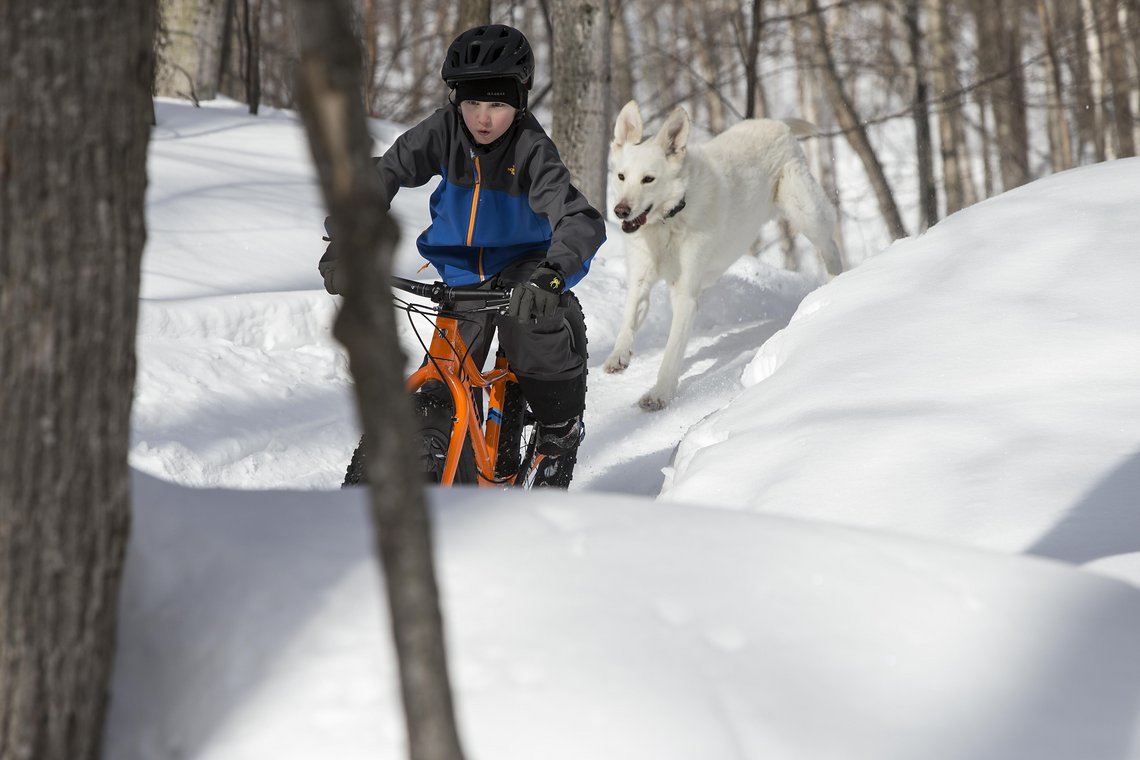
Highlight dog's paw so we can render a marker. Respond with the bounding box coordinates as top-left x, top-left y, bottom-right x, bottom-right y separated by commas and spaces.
603, 352, 630, 374
638, 392, 670, 412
